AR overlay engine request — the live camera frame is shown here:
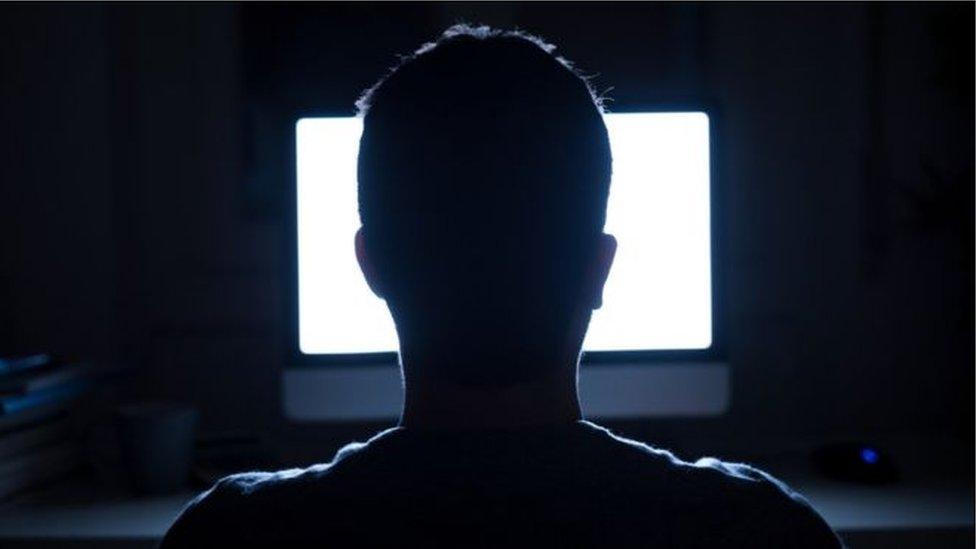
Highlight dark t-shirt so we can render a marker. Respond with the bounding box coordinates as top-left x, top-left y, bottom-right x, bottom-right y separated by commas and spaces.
162, 421, 842, 548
